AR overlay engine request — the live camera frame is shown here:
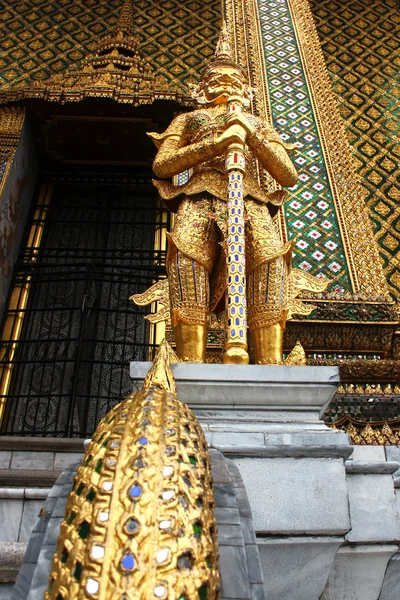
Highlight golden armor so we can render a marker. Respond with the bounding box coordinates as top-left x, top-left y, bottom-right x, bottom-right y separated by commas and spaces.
133, 24, 327, 364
